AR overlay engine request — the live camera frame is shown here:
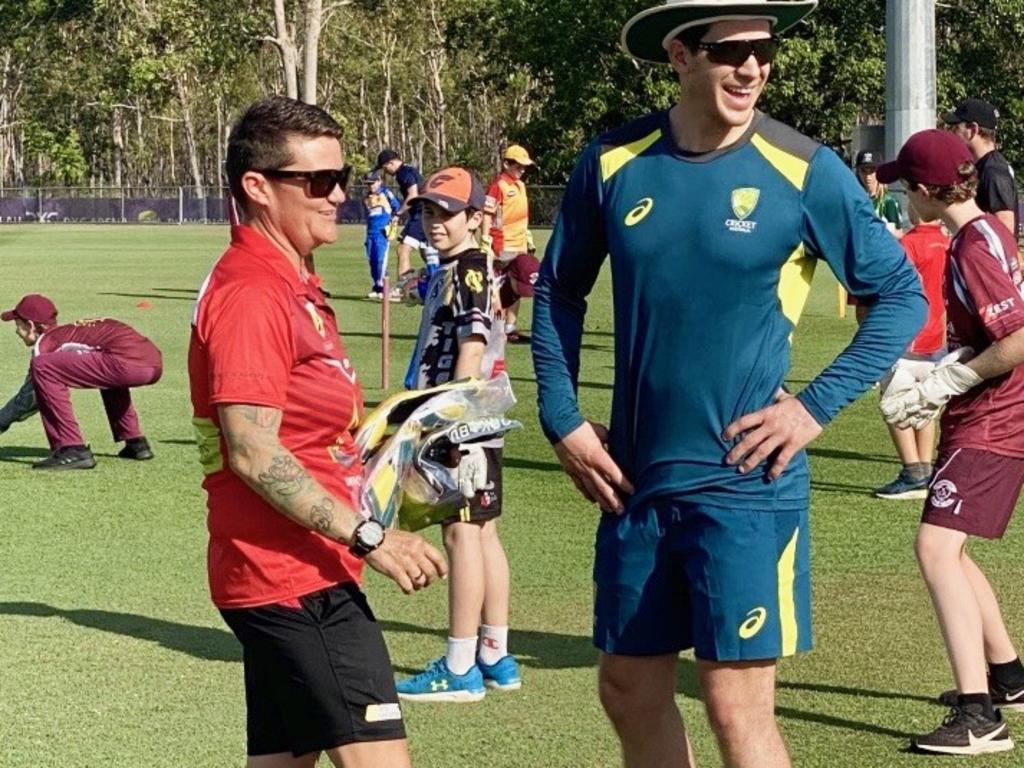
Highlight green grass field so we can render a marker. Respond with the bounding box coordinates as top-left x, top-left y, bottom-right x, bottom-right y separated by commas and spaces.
1, 224, 1022, 767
